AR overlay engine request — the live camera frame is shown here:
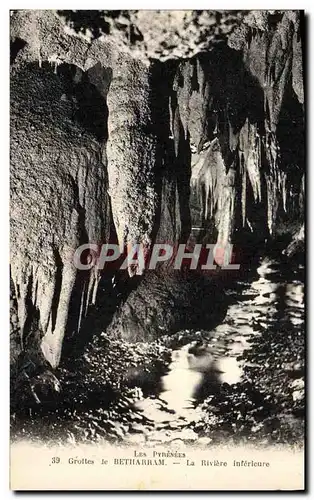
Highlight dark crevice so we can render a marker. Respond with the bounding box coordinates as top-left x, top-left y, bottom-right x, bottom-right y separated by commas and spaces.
10, 37, 26, 64
50, 248, 63, 333
129, 24, 144, 44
